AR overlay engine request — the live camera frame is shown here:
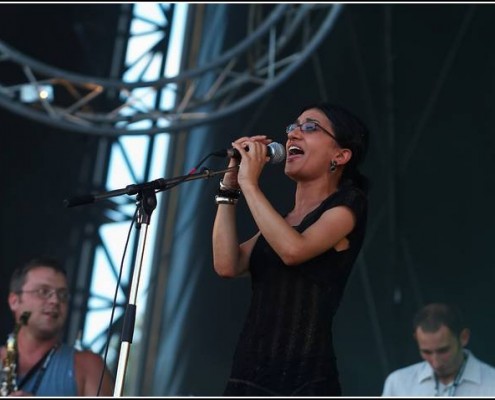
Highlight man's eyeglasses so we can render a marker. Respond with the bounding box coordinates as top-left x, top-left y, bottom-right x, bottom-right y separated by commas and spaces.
18, 287, 70, 302
286, 121, 337, 140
